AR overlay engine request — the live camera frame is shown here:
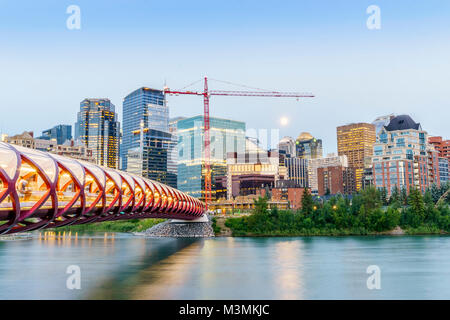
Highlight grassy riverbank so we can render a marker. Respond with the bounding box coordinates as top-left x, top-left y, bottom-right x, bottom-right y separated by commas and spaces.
223, 186, 450, 237
51, 218, 165, 233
